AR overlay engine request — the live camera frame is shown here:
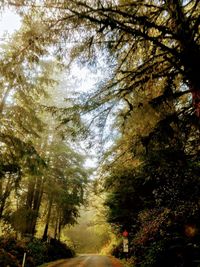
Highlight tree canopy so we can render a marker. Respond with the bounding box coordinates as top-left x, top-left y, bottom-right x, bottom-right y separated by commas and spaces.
0, 1, 199, 266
